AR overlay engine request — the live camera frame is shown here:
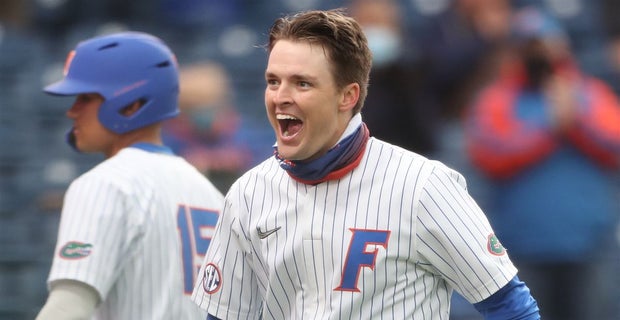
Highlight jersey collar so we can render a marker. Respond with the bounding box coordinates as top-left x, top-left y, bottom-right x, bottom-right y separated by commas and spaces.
130, 142, 174, 155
